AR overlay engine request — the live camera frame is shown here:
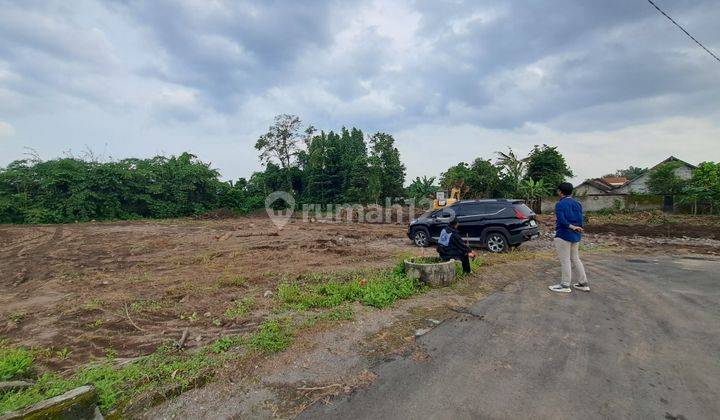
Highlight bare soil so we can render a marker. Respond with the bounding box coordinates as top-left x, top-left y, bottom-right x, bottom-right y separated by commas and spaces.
0, 216, 422, 372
